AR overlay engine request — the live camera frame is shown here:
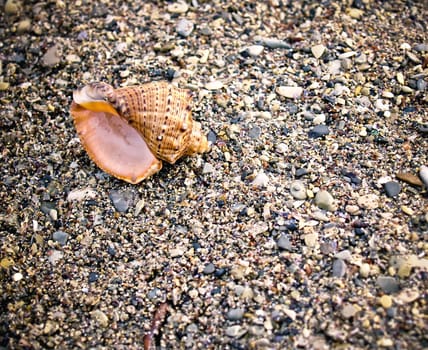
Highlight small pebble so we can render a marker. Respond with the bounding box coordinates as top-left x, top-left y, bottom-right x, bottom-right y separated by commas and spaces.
379, 295, 393, 308
244, 45, 264, 57
91, 310, 109, 328
227, 308, 244, 321
308, 125, 329, 138
311, 44, 326, 59
252, 171, 269, 187
205, 81, 223, 90
203, 263, 215, 274
12, 272, 23, 282
357, 194, 379, 210
396, 172, 423, 187
276, 234, 292, 251
332, 259, 347, 278
88, 272, 99, 283
314, 190, 336, 211
419, 165, 428, 187
341, 304, 359, 319
290, 180, 307, 200
383, 181, 401, 197
225, 325, 247, 338
276, 86, 303, 99
52, 231, 68, 246
359, 263, 371, 278
109, 190, 133, 213
42, 44, 61, 67
176, 19, 194, 37
260, 38, 290, 49
167, 1, 188, 13
5, 0, 20, 15
377, 276, 400, 293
